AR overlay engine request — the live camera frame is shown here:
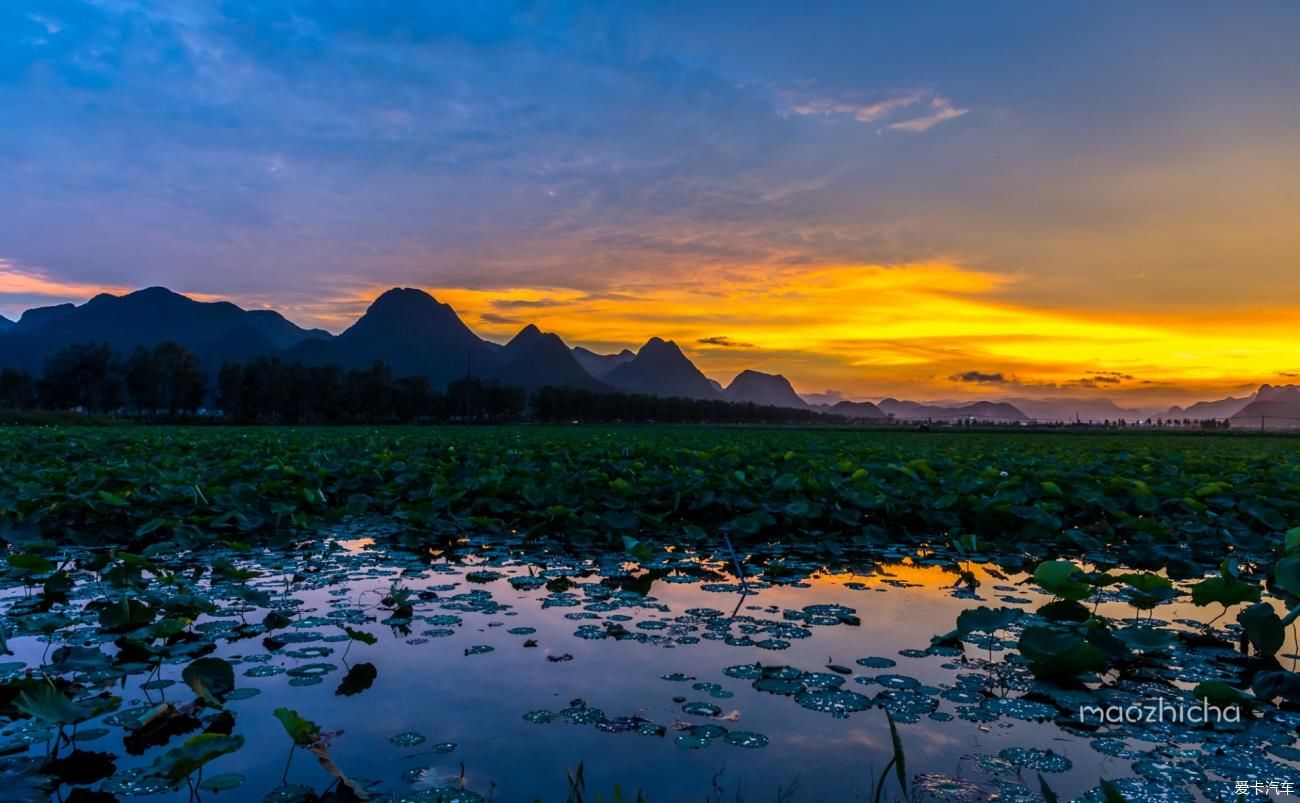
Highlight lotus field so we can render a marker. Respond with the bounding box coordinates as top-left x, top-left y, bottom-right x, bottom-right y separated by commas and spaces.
2, 425, 1300, 801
